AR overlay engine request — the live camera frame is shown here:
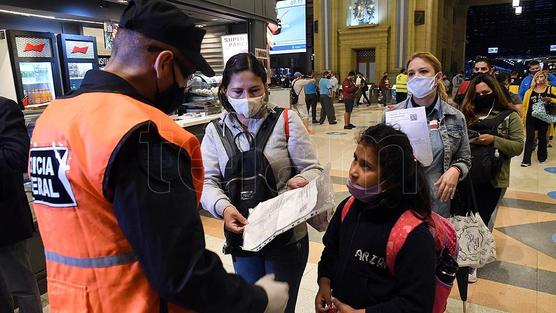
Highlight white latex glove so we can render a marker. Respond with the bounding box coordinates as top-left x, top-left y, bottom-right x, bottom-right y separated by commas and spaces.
255, 274, 289, 313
